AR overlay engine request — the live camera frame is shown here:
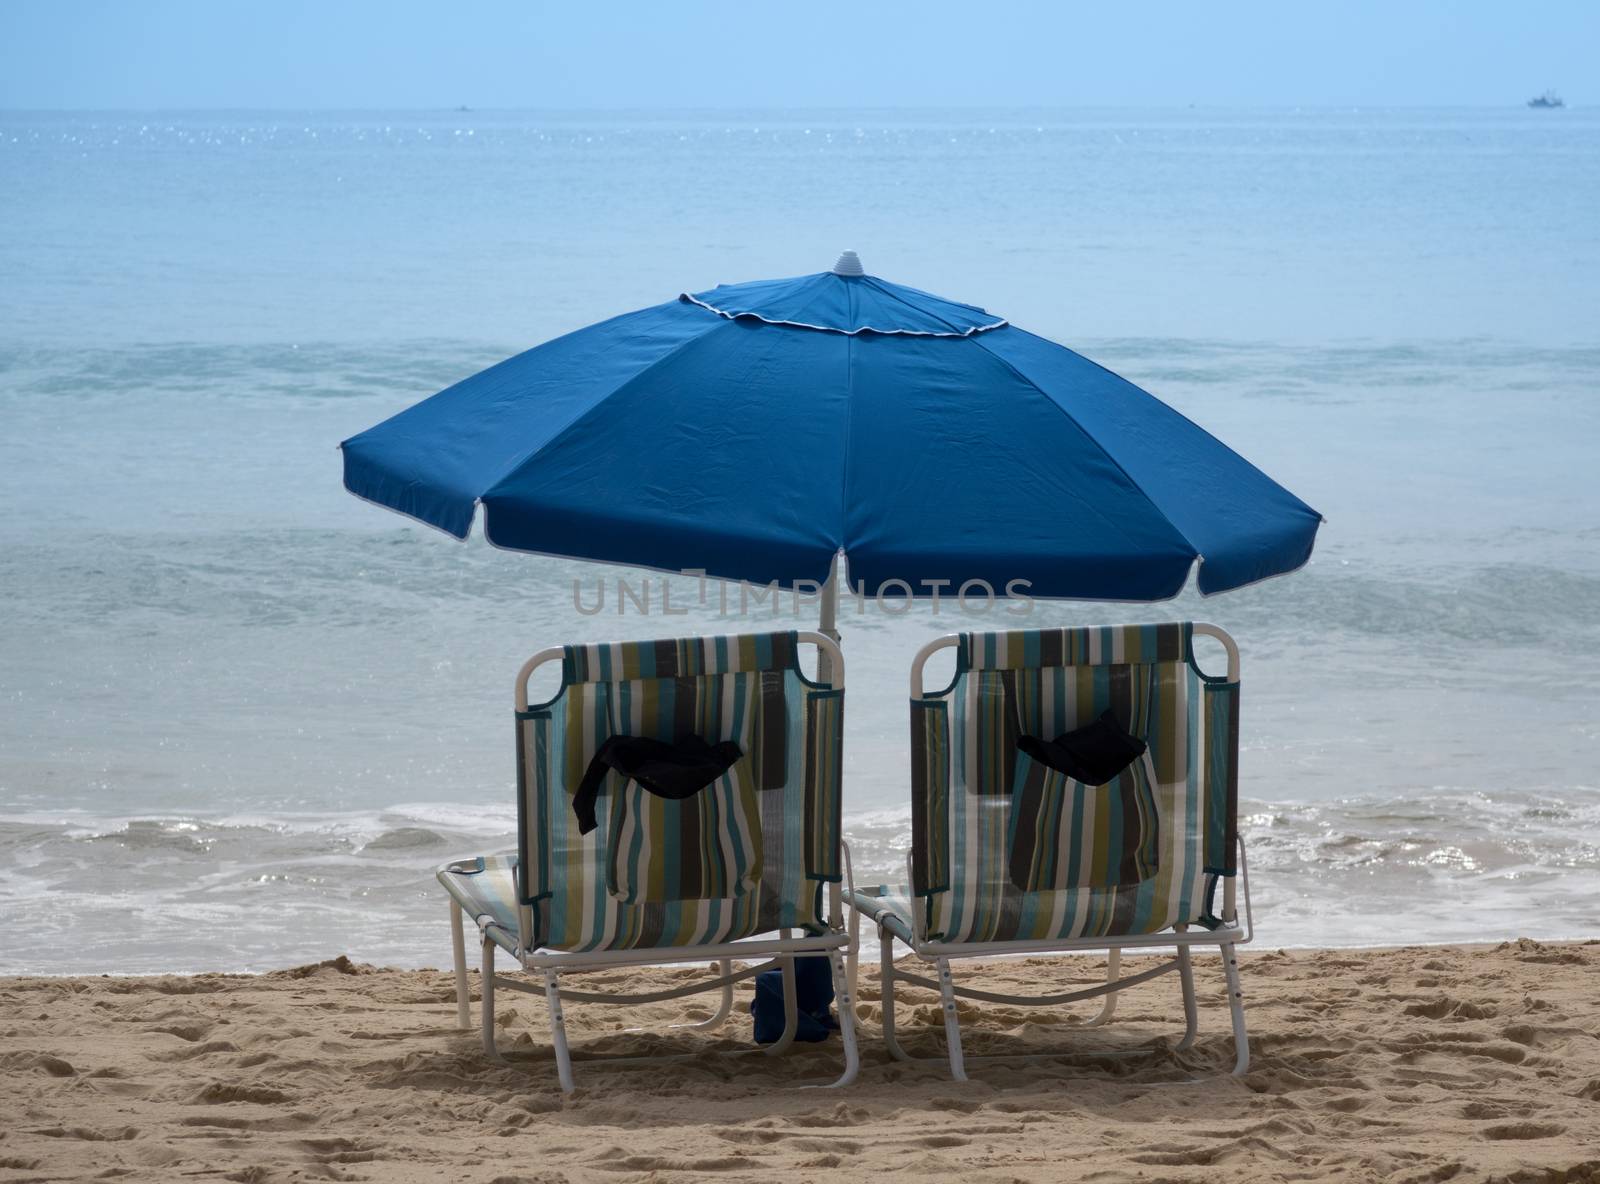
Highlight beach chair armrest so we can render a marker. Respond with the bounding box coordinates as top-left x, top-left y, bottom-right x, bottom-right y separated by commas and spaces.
1232, 835, 1254, 943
